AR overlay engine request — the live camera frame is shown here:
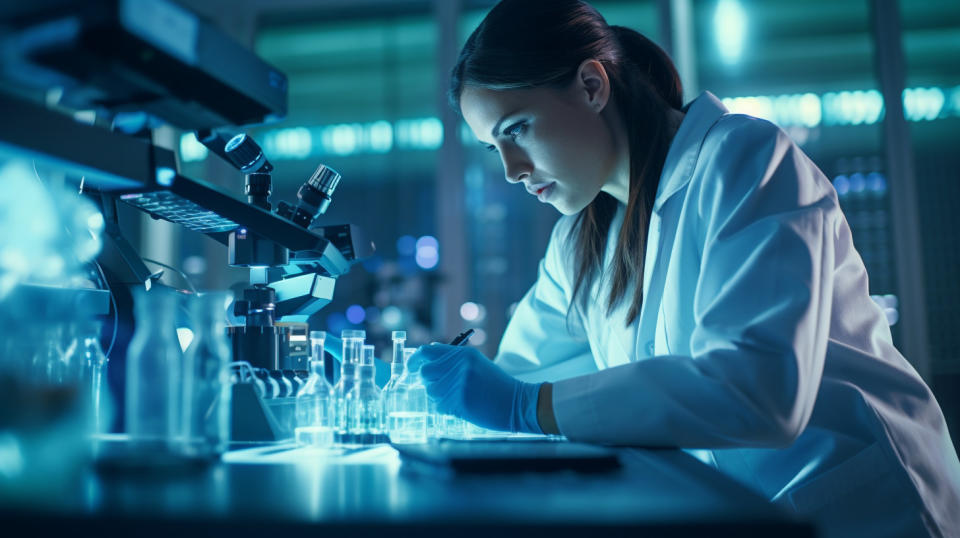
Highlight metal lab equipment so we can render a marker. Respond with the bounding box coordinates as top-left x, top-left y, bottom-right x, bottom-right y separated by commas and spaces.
0, 0, 373, 447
